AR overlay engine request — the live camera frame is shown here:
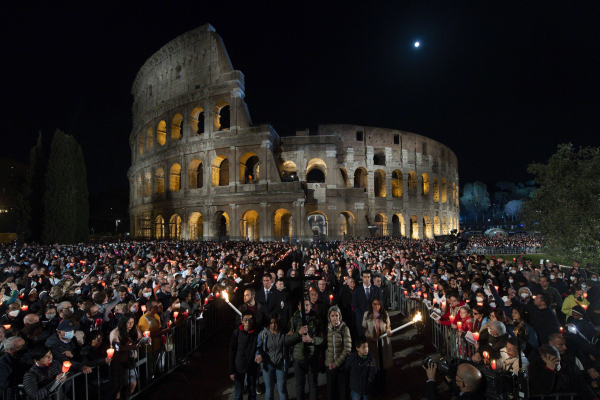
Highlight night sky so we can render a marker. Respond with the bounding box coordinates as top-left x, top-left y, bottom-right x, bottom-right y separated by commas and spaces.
2, 2, 600, 199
